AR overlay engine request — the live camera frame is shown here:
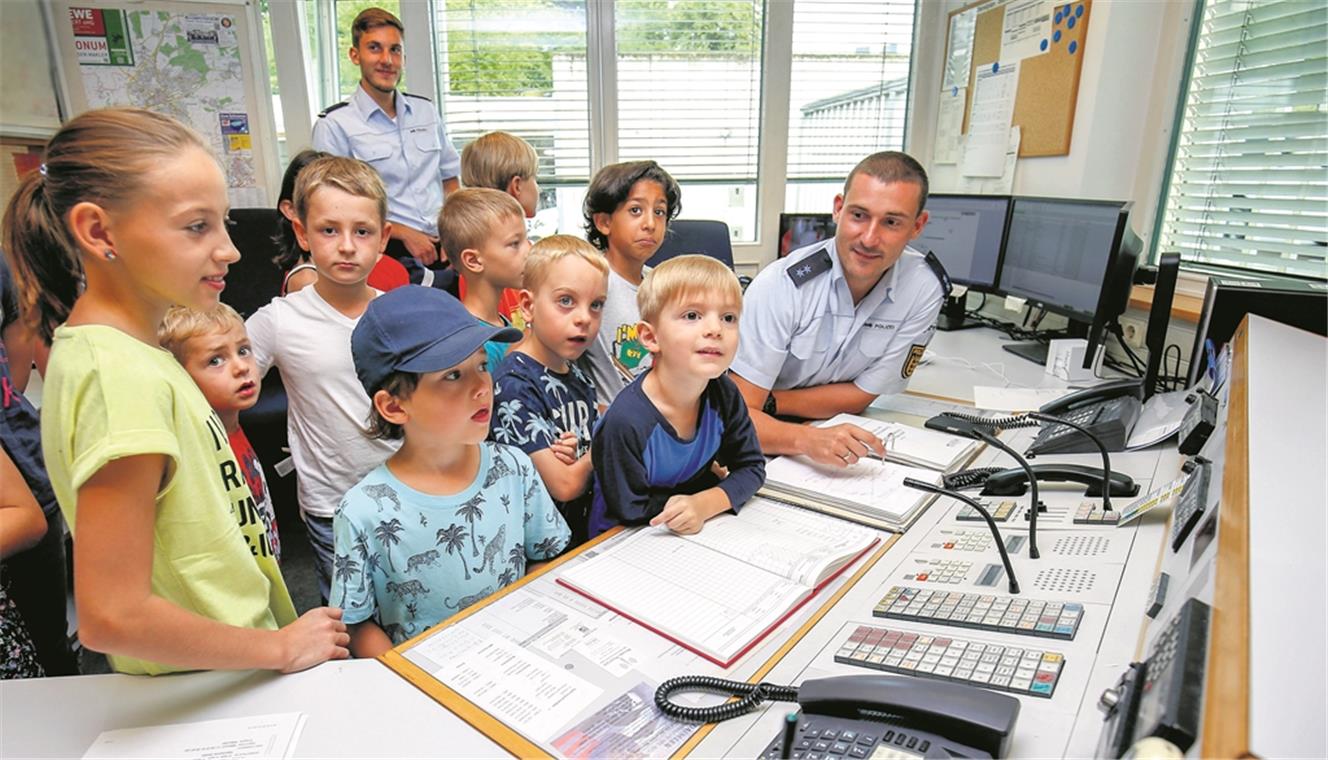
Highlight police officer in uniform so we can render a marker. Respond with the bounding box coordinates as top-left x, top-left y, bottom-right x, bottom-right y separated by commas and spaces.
731, 151, 947, 468
312, 7, 461, 289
